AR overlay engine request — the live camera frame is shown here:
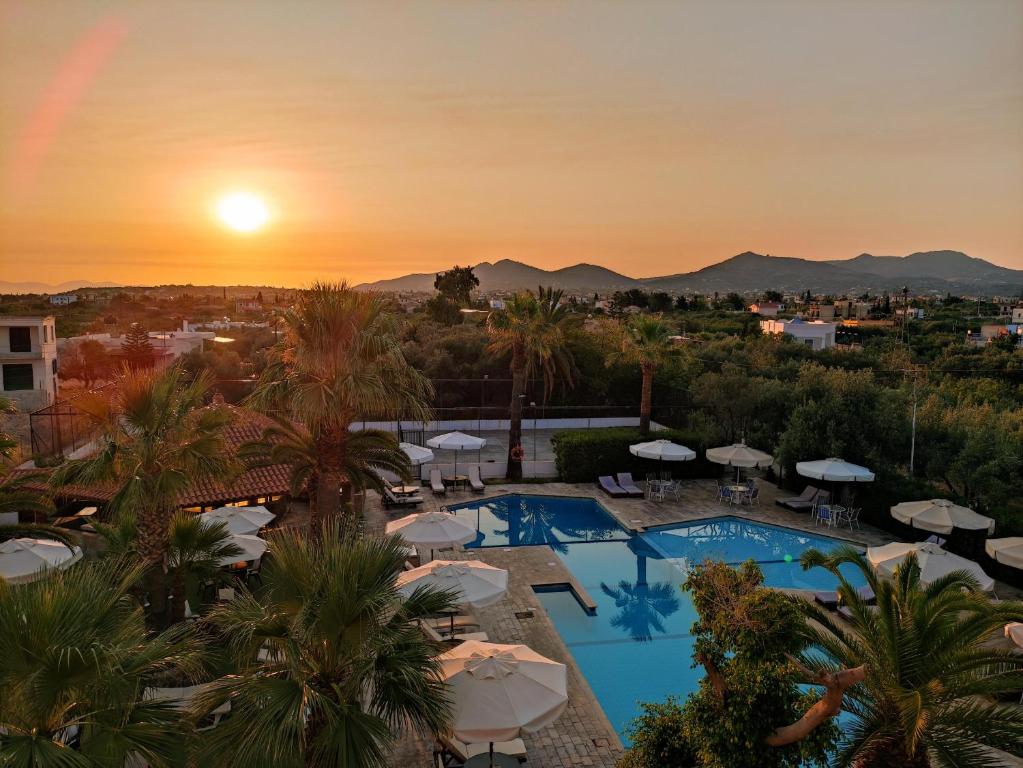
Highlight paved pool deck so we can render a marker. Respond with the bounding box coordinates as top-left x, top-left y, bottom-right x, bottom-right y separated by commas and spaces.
371, 478, 905, 768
